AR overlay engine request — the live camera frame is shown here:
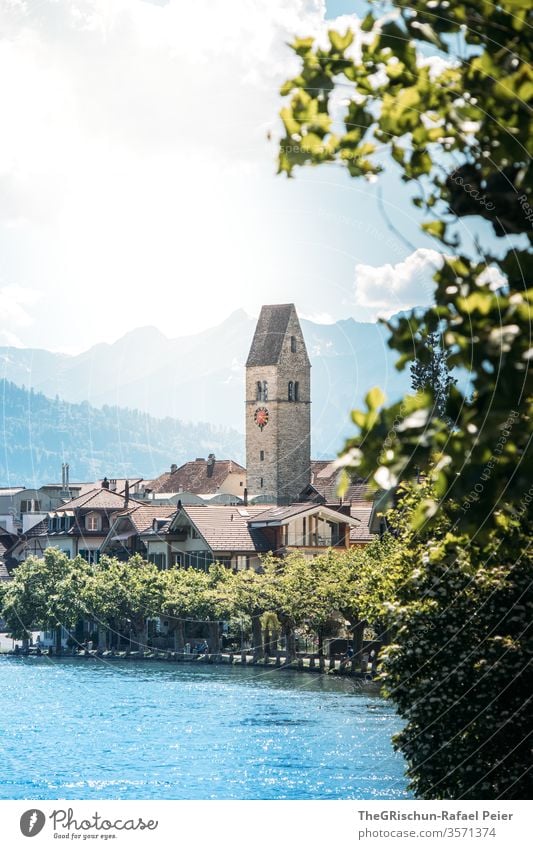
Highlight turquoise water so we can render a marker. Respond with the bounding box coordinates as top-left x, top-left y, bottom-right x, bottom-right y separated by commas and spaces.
0, 656, 409, 800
